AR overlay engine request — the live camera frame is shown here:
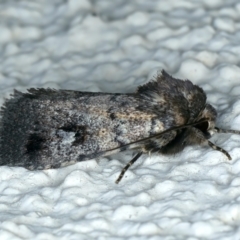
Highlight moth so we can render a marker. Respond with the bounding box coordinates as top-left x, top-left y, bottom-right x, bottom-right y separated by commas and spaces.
0, 70, 239, 184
